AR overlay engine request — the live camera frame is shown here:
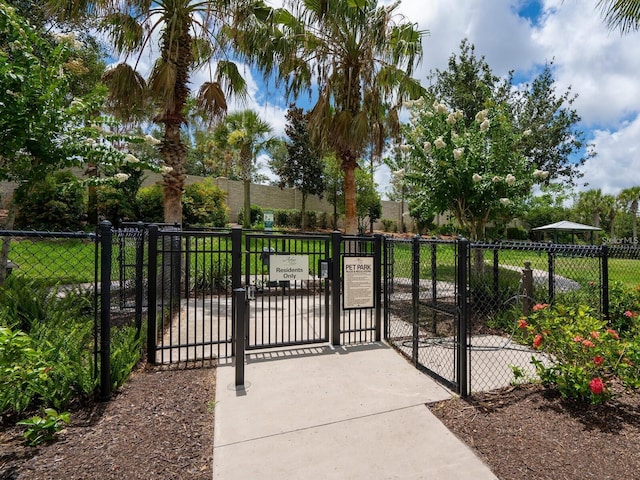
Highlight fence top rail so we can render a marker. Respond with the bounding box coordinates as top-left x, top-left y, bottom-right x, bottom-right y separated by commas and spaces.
471, 240, 602, 254
156, 229, 232, 238
0, 229, 97, 240
246, 232, 331, 241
